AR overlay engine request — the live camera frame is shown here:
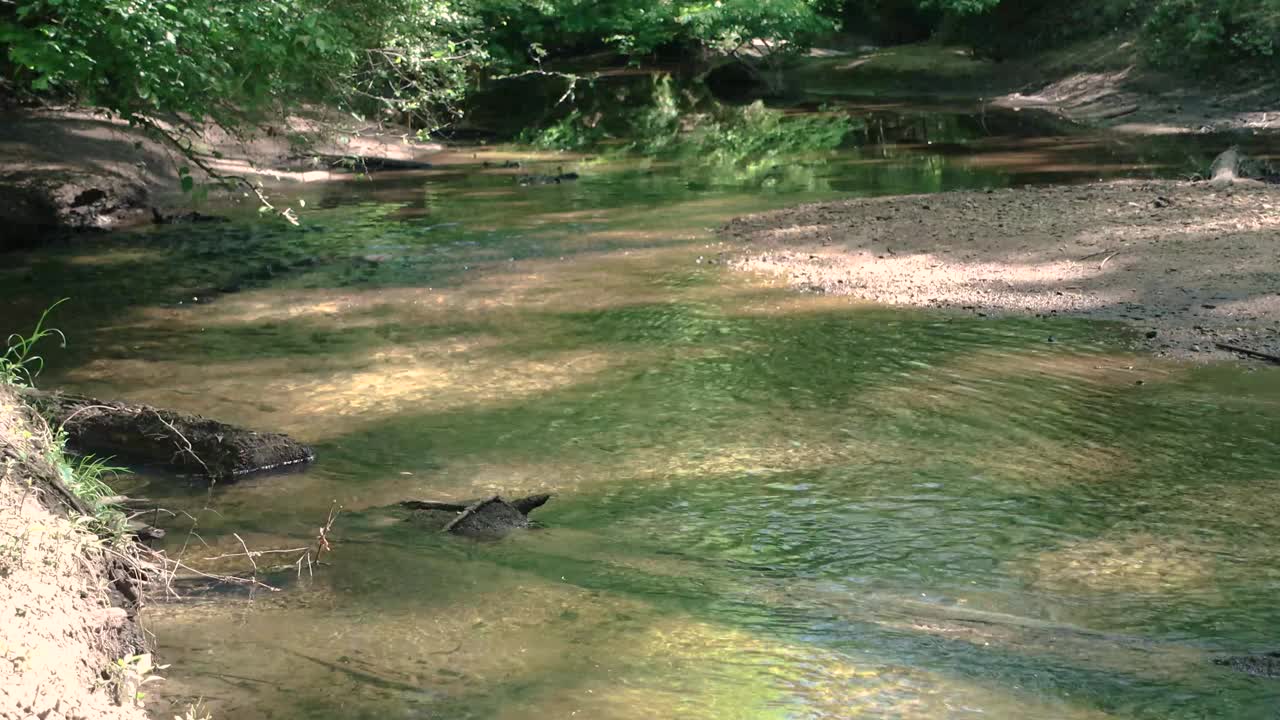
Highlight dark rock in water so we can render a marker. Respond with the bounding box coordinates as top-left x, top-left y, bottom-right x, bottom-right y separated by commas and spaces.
152, 207, 228, 225
517, 168, 580, 186
18, 387, 315, 482
352, 156, 434, 171
127, 520, 167, 543
445, 497, 529, 538
293, 154, 435, 172
1215, 652, 1280, 679
401, 493, 551, 538
510, 493, 551, 515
